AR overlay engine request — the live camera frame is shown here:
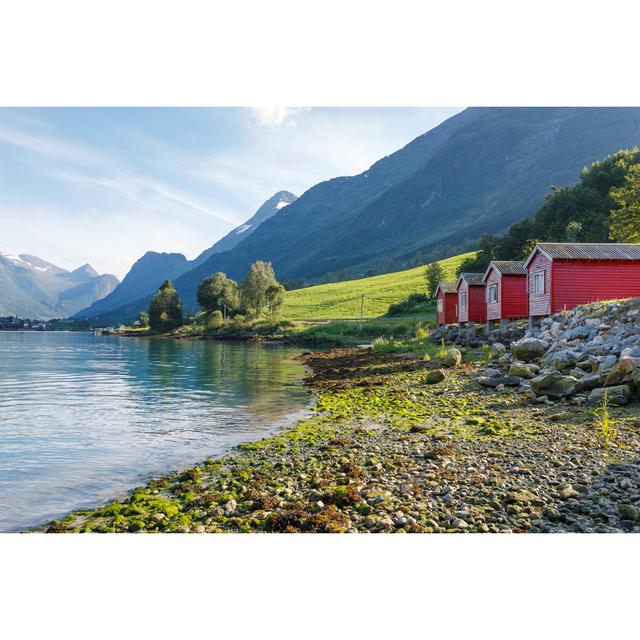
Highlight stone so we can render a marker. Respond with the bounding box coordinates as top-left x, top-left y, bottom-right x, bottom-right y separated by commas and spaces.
508, 362, 536, 379
483, 367, 502, 378
543, 349, 578, 371
442, 348, 462, 368
492, 342, 506, 354
559, 486, 579, 500
152, 513, 165, 521
425, 369, 446, 384
477, 375, 522, 388
510, 338, 547, 361
194, 525, 206, 533
224, 499, 237, 515
506, 490, 539, 504
587, 385, 631, 406
565, 325, 596, 340
604, 356, 637, 386
619, 504, 640, 522
529, 370, 576, 399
